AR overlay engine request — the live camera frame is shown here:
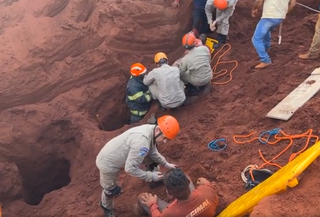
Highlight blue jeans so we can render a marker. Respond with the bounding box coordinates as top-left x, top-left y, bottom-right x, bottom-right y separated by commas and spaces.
252, 18, 283, 63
